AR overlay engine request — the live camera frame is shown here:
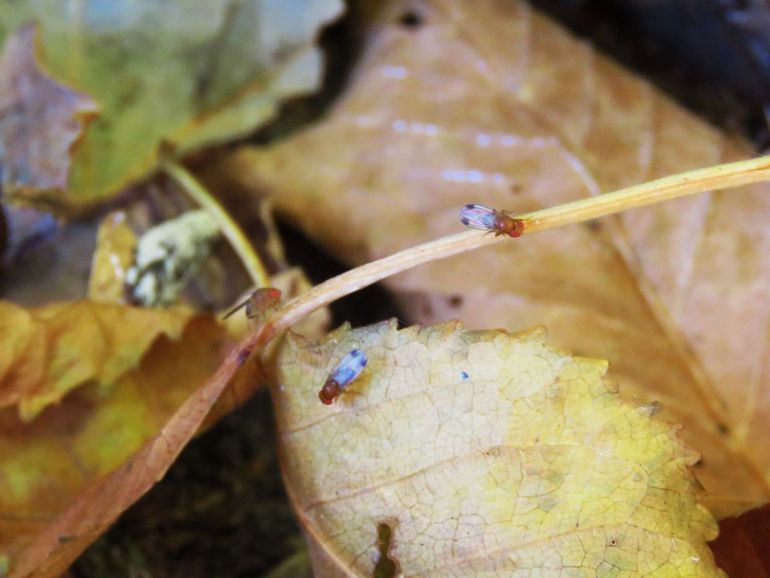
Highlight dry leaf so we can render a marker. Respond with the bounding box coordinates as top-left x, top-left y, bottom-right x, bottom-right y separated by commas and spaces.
87, 212, 137, 303
0, 0, 343, 209
0, 316, 239, 578
0, 300, 192, 420
710, 503, 770, 577
213, 0, 770, 518
269, 320, 722, 576
1, 267, 329, 575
